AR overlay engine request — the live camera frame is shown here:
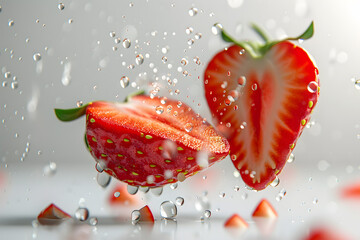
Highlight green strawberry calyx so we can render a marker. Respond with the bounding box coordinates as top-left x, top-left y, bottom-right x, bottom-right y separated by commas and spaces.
219, 21, 314, 59
54, 90, 145, 122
